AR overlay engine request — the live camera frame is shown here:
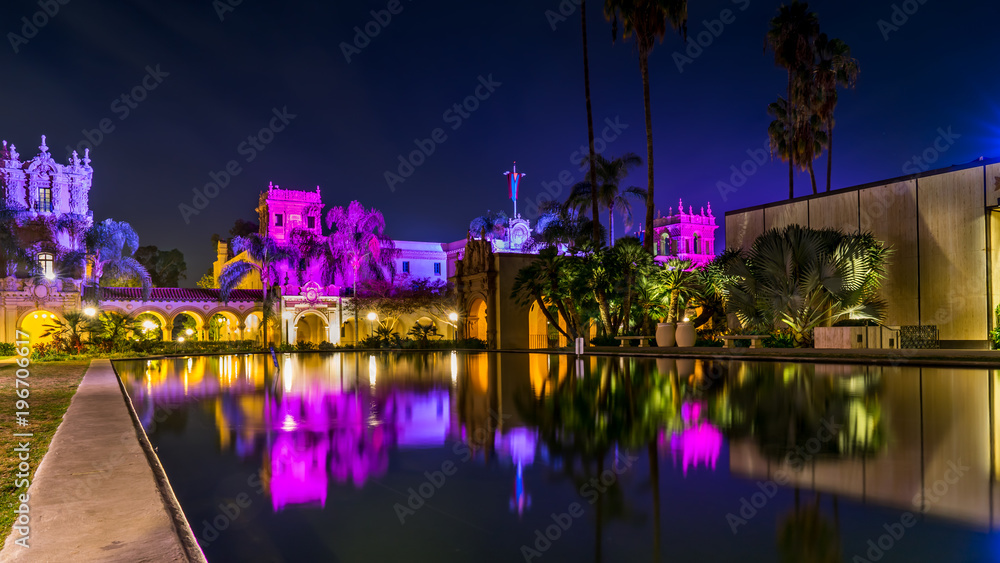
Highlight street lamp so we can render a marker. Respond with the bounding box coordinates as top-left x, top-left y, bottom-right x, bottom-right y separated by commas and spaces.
83, 307, 97, 317
448, 312, 459, 346
366, 312, 377, 340
282, 311, 294, 345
